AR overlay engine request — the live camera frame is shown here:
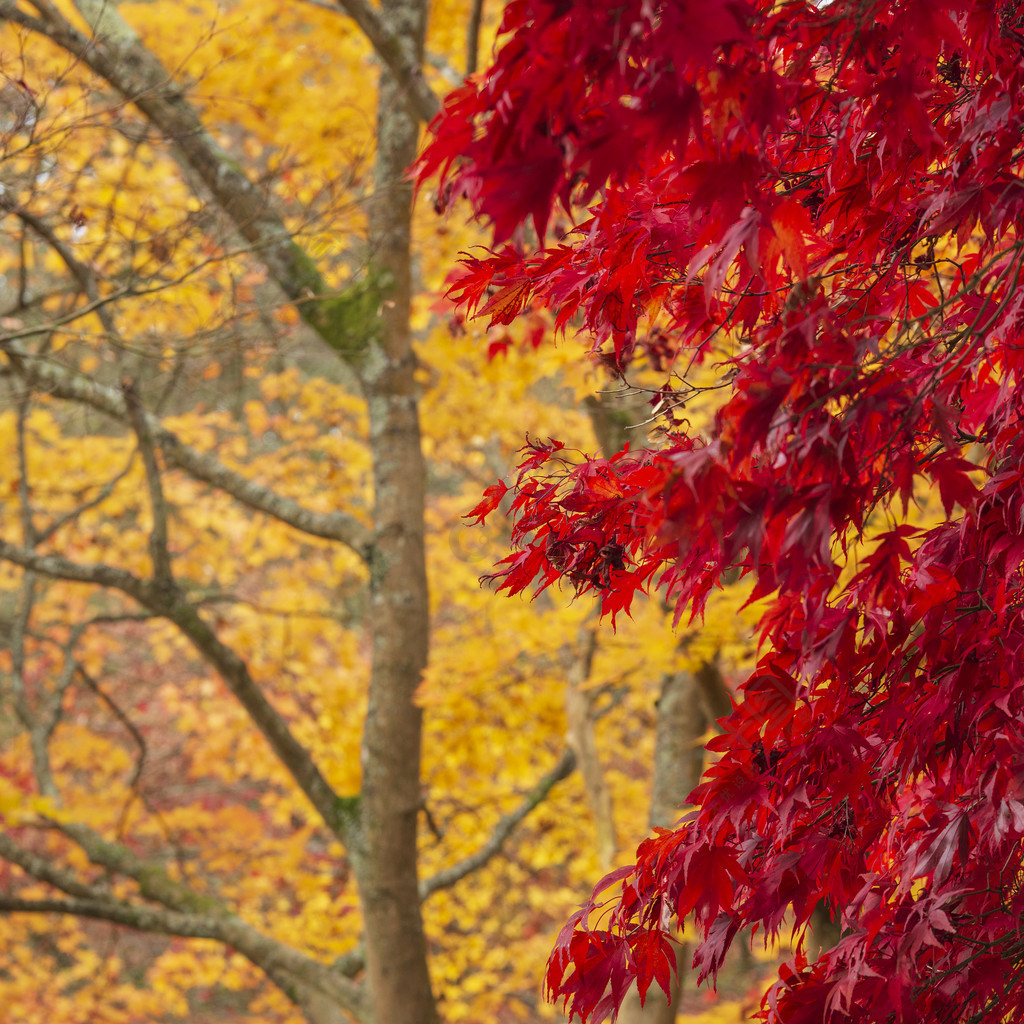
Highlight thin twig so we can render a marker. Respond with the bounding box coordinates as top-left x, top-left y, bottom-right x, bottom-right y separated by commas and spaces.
0, 197, 118, 337
419, 748, 576, 899
36, 452, 136, 545
466, 0, 484, 75
76, 665, 148, 796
